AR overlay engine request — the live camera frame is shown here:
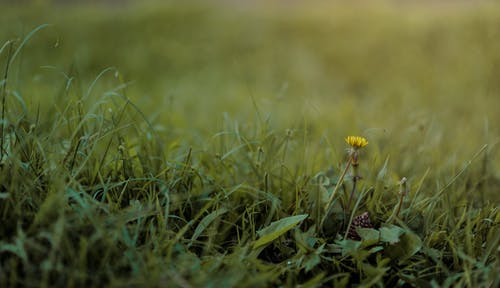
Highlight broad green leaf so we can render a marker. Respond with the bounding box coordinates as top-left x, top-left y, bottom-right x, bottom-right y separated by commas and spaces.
303, 243, 325, 272
336, 239, 362, 257
254, 214, 308, 248
386, 230, 423, 264
368, 246, 384, 254
304, 253, 321, 272
379, 224, 404, 244
191, 207, 228, 243
357, 228, 380, 246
